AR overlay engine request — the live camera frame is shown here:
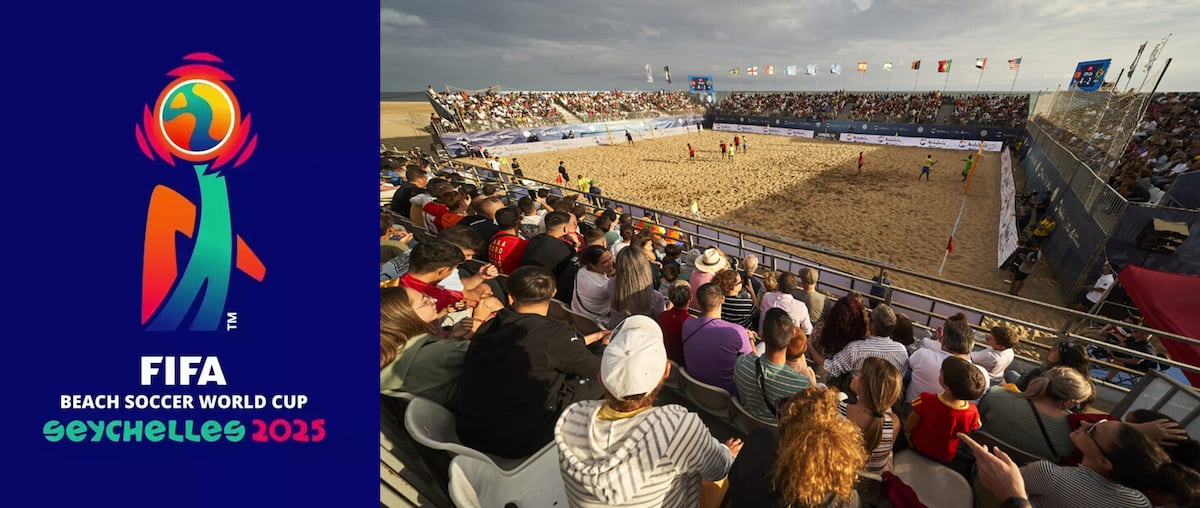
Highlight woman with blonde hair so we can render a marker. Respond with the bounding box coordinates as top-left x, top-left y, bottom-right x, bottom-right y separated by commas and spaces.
725, 388, 867, 507
978, 366, 1095, 463
838, 357, 903, 473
